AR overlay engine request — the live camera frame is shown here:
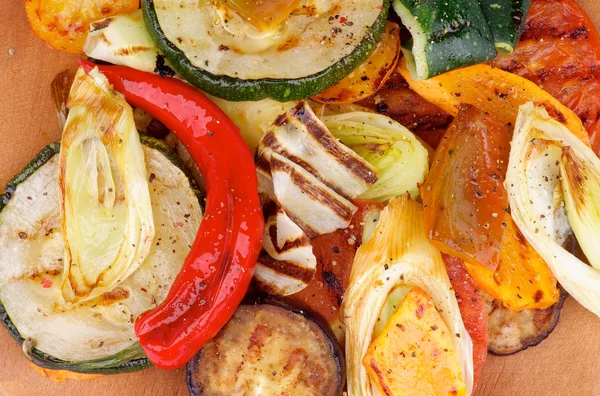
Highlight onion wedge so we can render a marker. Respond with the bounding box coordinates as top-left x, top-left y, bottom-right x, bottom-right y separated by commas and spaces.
254, 102, 378, 295
505, 102, 600, 317
323, 111, 429, 203
59, 67, 154, 303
